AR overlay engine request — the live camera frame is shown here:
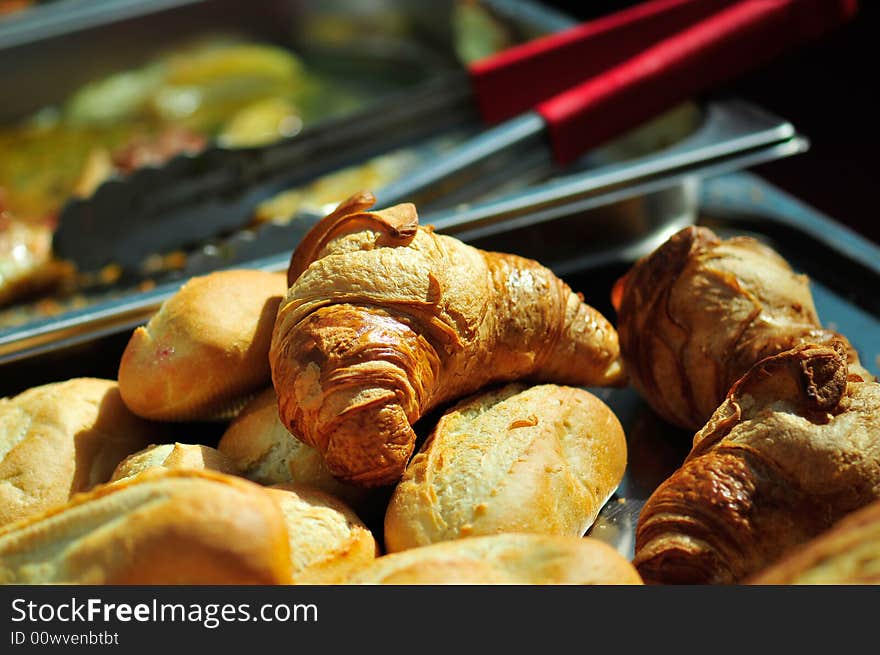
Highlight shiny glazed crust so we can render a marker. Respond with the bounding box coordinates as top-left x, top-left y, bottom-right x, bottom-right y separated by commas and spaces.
748, 498, 880, 584
384, 383, 626, 551
612, 225, 873, 431
634, 342, 880, 584
270, 193, 625, 486
217, 387, 370, 511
